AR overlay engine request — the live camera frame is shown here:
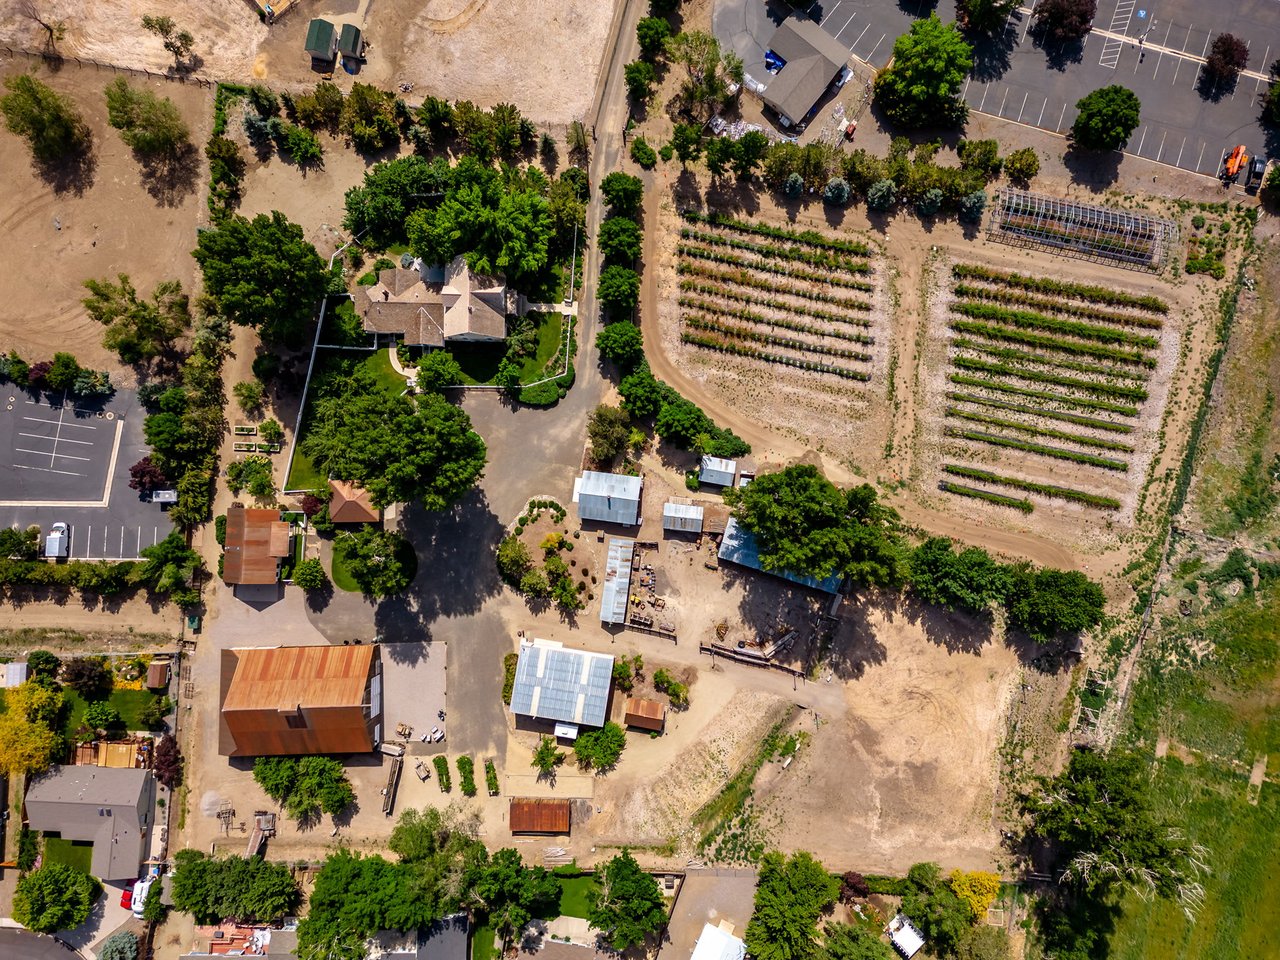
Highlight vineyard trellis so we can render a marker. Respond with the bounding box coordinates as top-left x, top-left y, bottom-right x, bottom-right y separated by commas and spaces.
987, 188, 1179, 273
